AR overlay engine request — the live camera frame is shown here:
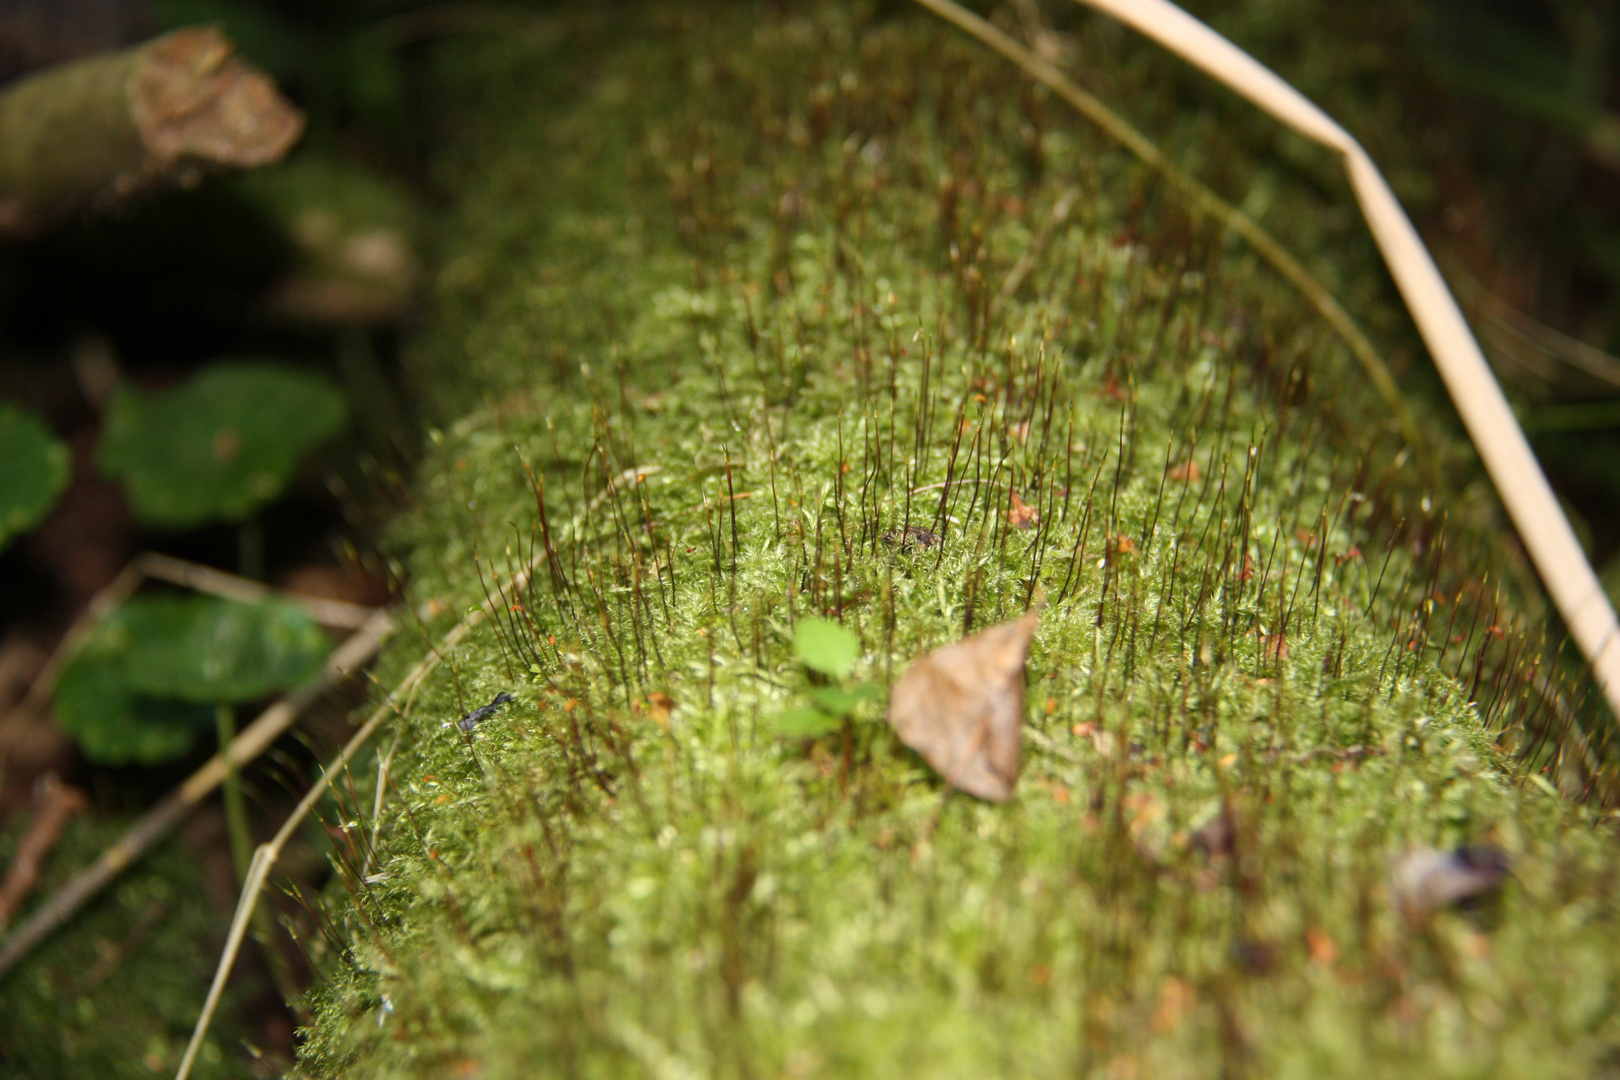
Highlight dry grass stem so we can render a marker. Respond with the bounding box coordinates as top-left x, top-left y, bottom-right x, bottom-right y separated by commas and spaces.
909, 0, 1420, 450
0, 774, 88, 928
